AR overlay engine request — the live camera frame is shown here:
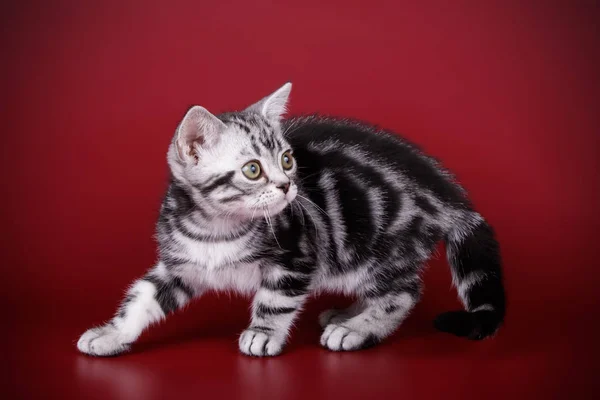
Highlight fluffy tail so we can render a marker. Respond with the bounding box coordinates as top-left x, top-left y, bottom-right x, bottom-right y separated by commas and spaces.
434, 215, 506, 340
